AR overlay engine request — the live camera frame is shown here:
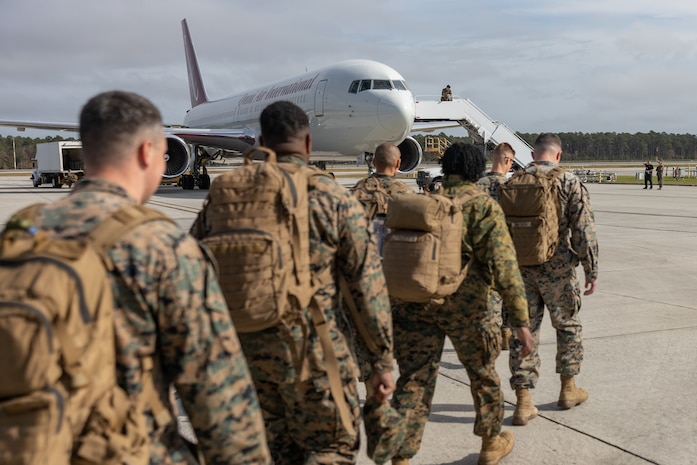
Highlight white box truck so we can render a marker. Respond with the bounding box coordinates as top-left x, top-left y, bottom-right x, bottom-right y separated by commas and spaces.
31, 141, 83, 188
